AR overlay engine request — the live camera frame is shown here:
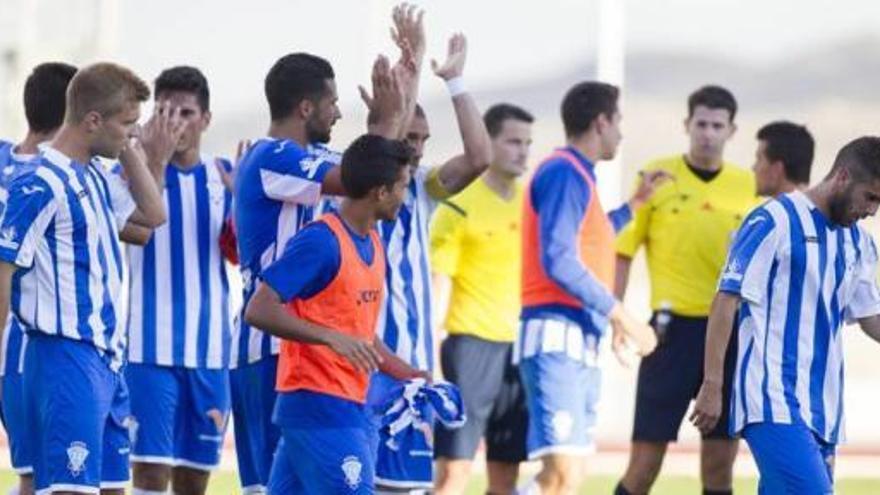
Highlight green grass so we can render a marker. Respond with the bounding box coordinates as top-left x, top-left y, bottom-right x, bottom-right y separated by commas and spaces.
1, 470, 877, 493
